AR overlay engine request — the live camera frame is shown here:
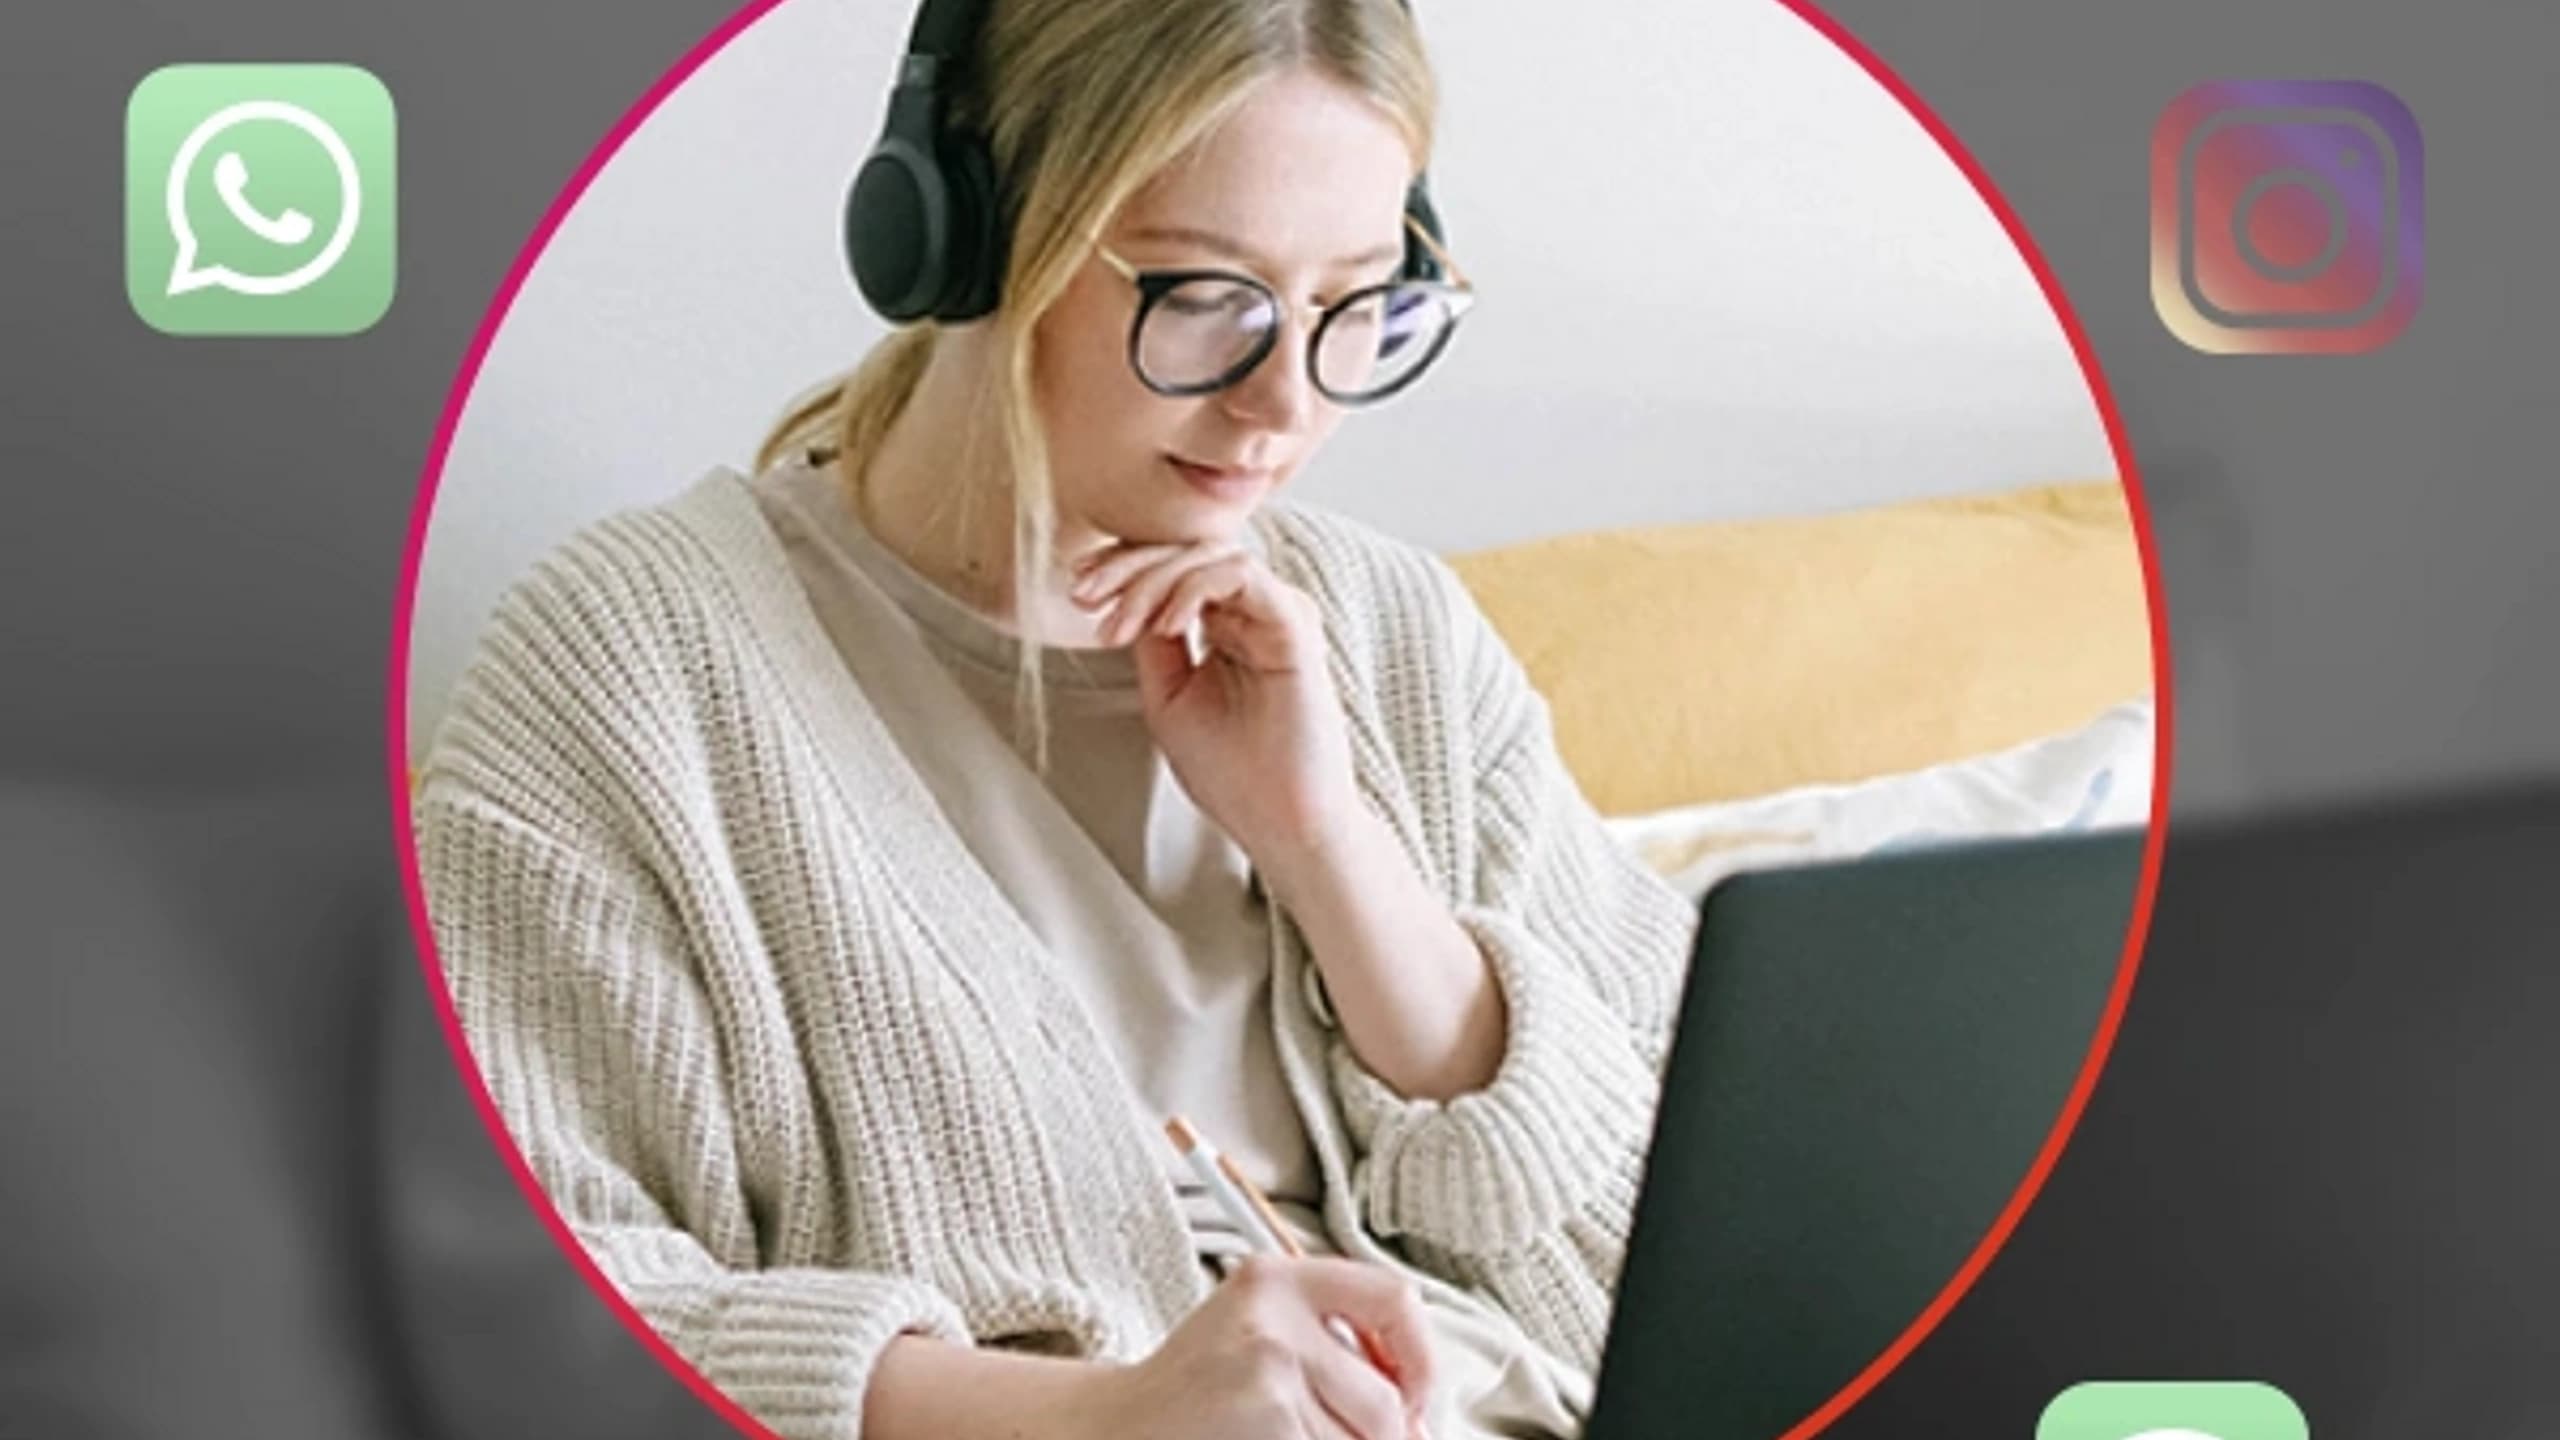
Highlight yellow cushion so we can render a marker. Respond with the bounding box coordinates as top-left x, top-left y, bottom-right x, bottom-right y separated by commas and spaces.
1444, 480, 2155, 816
